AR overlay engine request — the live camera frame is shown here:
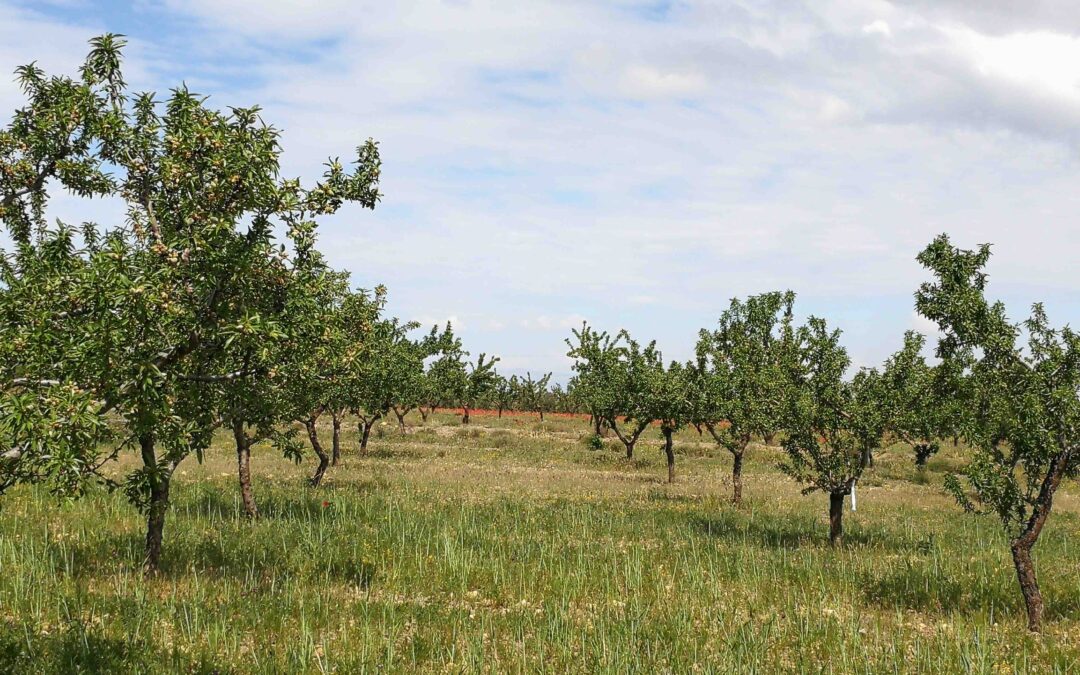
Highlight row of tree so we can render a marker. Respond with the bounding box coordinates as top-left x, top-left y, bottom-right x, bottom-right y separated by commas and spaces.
3, 37, 1078, 633
566, 242, 1079, 633
0, 37, 531, 573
